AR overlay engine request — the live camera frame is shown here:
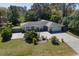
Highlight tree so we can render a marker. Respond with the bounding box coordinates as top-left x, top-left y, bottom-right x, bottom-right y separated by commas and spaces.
63, 16, 79, 35
25, 10, 38, 21
17, 6, 27, 23
0, 7, 7, 18
49, 3, 63, 17
62, 3, 76, 17
0, 7, 7, 24
50, 15, 61, 23
1, 26, 12, 42
49, 3, 76, 18
31, 3, 51, 20
8, 5, 20, 26
49, 3, 63, 23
